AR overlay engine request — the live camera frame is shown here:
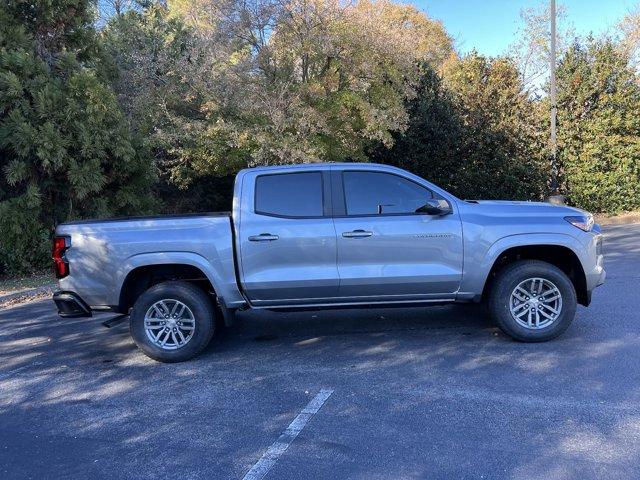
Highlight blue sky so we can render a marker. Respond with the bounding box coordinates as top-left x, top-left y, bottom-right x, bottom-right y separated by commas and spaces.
415, 0, 637, 56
